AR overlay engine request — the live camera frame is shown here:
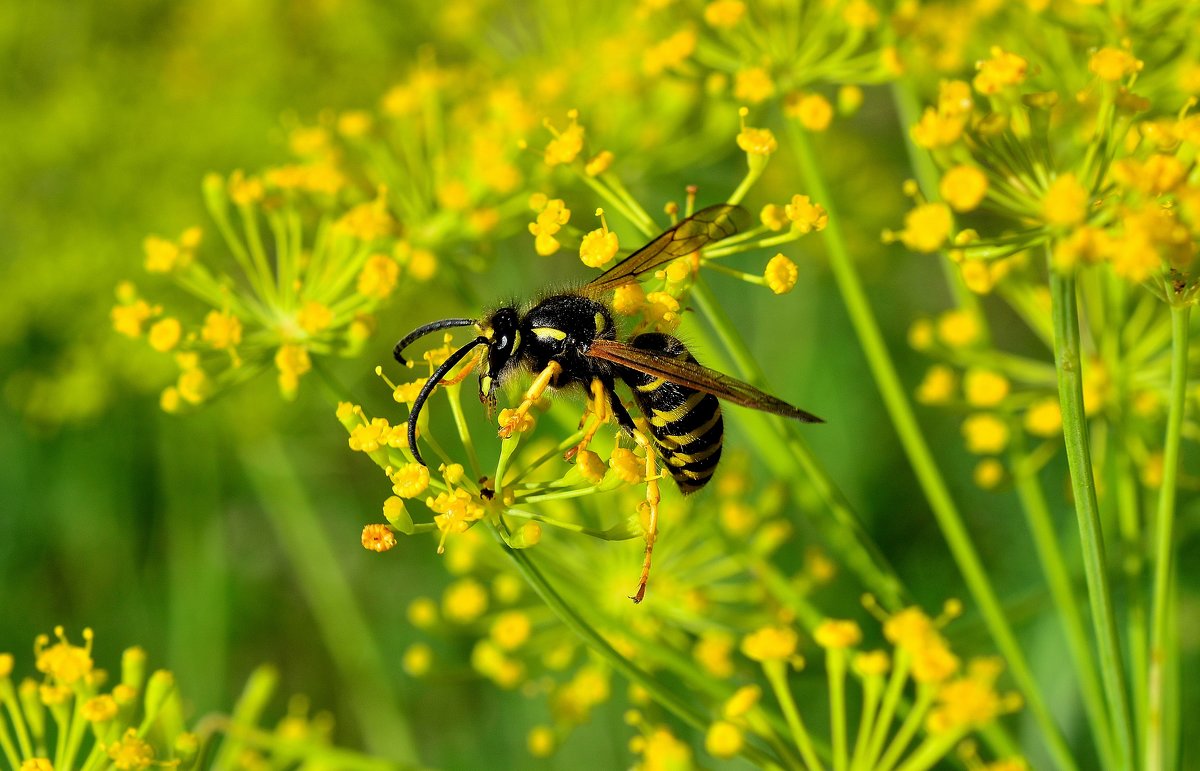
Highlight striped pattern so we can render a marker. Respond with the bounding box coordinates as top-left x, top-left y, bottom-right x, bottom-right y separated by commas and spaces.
618, 334, 724, 495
